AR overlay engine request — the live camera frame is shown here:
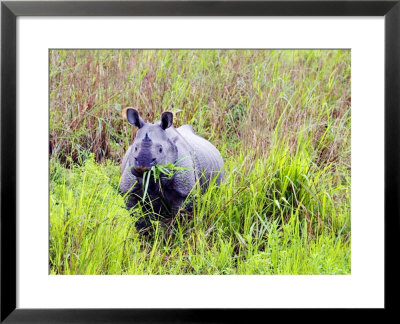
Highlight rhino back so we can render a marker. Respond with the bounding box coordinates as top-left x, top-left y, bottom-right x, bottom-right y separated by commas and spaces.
175, 125, 224, 185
